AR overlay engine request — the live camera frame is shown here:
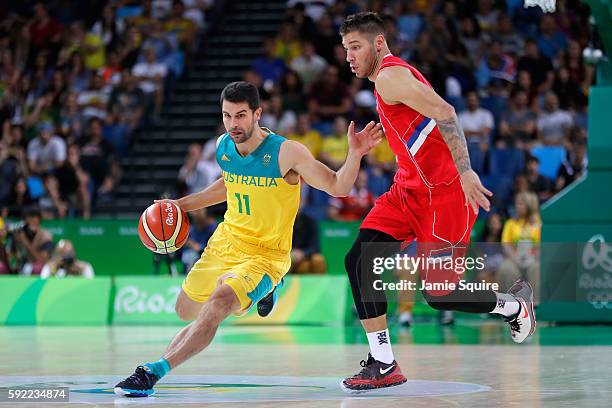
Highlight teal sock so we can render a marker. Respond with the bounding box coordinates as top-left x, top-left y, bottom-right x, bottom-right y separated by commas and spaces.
143, 358, 171, 379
